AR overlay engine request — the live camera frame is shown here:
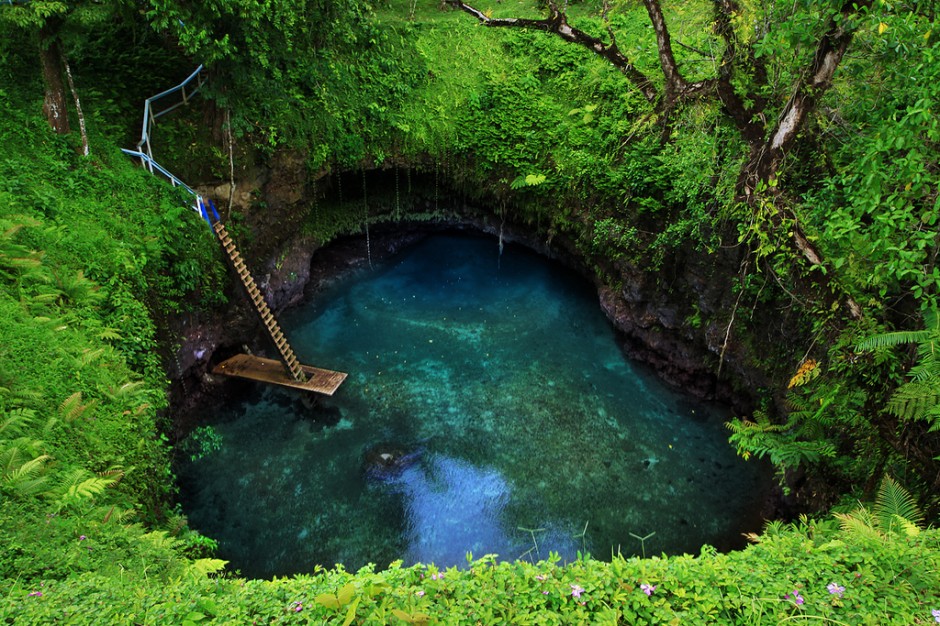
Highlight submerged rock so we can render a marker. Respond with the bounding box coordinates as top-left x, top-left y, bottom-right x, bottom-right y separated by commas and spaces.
363, 444, 421, 479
